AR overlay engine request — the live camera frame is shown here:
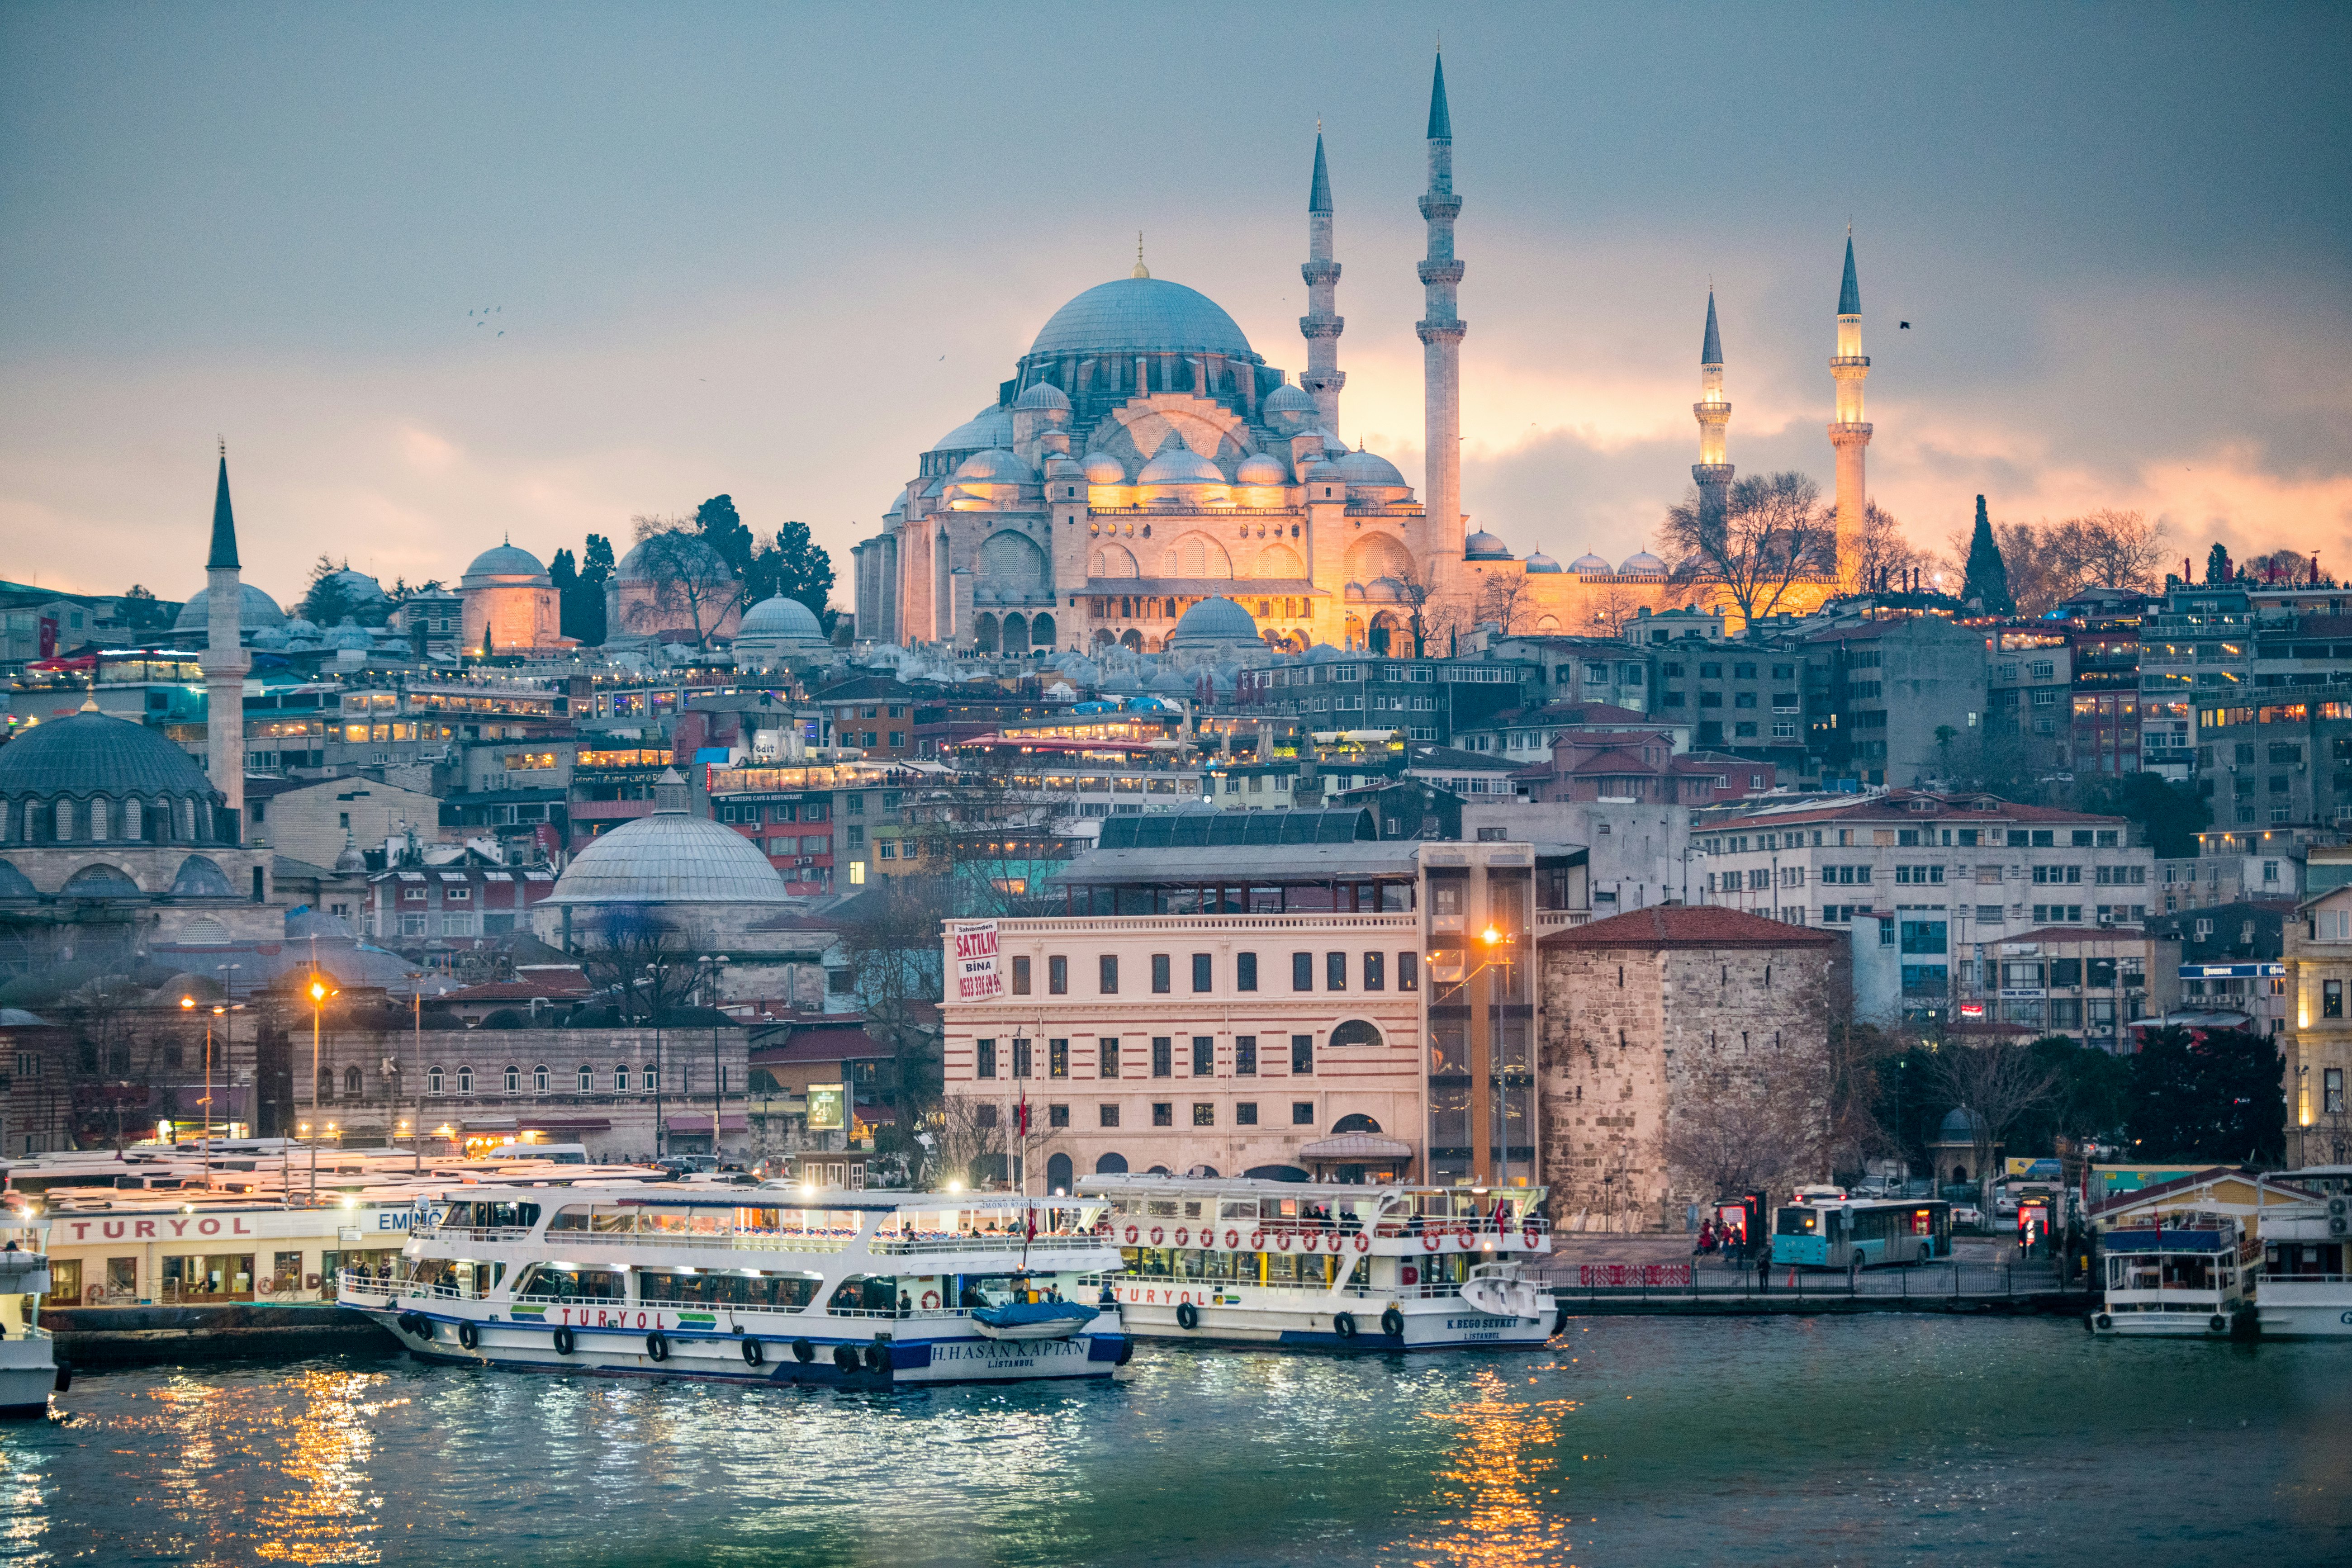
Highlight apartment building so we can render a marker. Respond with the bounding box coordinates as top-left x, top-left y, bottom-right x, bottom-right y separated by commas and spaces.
940, 811, 1586, 1192
1949, 925, 2178, 1047
1234, 653, 1536, 746
2284, 882, 2352, 1165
